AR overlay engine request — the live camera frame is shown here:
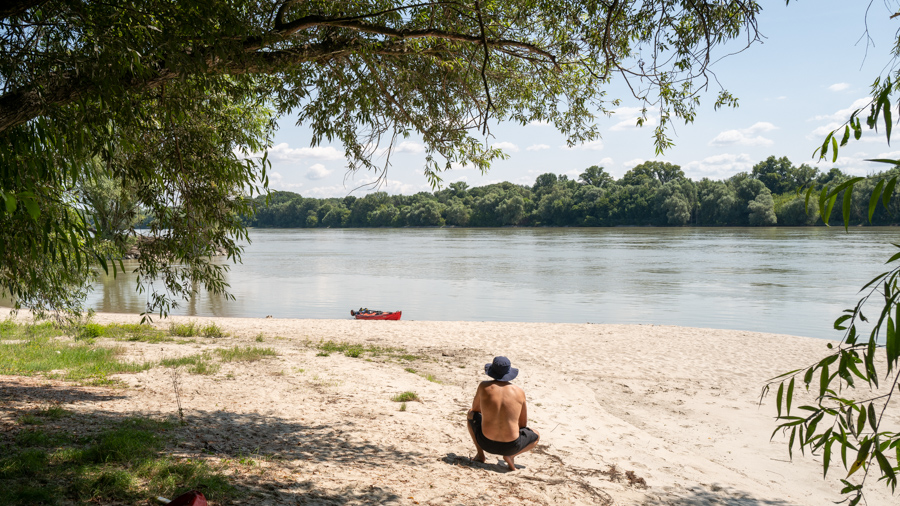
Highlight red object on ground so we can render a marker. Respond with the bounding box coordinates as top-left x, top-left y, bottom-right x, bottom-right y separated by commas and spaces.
167, 490, 207, 506
350, 310, 402, 320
